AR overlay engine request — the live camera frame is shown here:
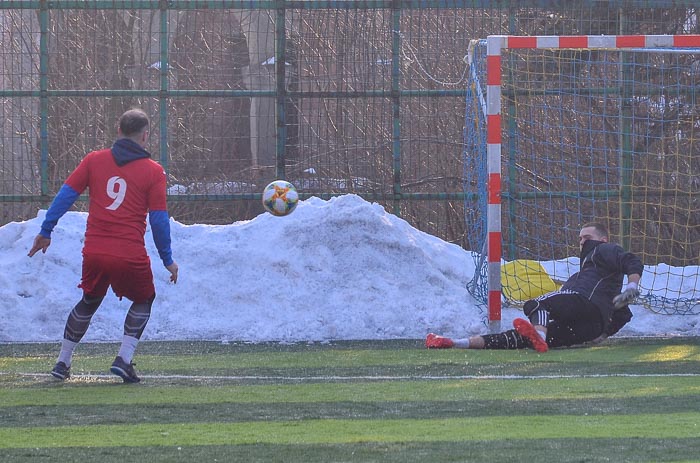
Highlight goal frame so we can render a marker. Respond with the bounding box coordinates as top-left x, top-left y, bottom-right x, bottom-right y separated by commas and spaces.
485, 34, 700, 331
